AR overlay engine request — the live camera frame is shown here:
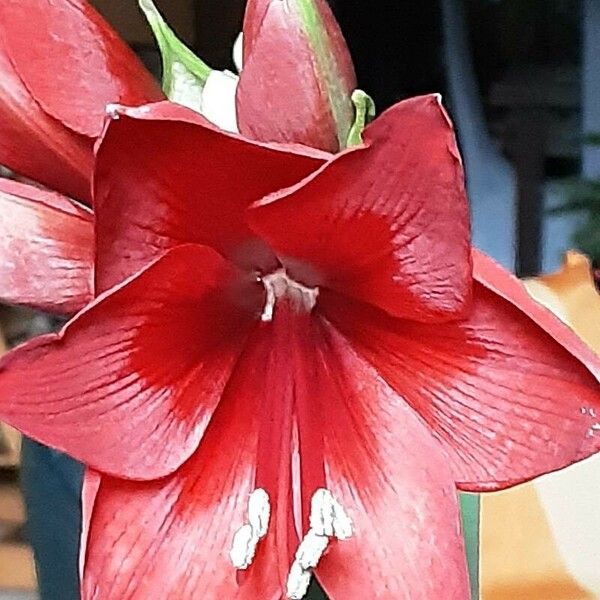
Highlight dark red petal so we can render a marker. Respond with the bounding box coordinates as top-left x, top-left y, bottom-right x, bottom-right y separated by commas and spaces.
312, 322, 470, 599
94, 103, 325, 293
0, 0, 163, 139
237, 0, 340, 152
0, 42, 92, 201
0, 245, 263, 480
0, 179, 93, 314
321, 258, 600, 492
82, 322, 297, 600
248, 95, 472, 322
